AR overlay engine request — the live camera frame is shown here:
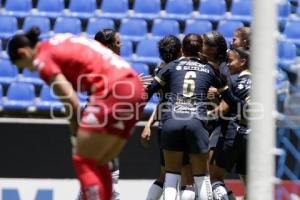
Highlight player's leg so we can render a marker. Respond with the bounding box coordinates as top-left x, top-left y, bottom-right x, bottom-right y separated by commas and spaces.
187, 119, 213, 200
74, 130, 126, 200
181, 163, 196, 200
161, 119, 185, 200
146, 127, 165, 200
110, 158, 120, 200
